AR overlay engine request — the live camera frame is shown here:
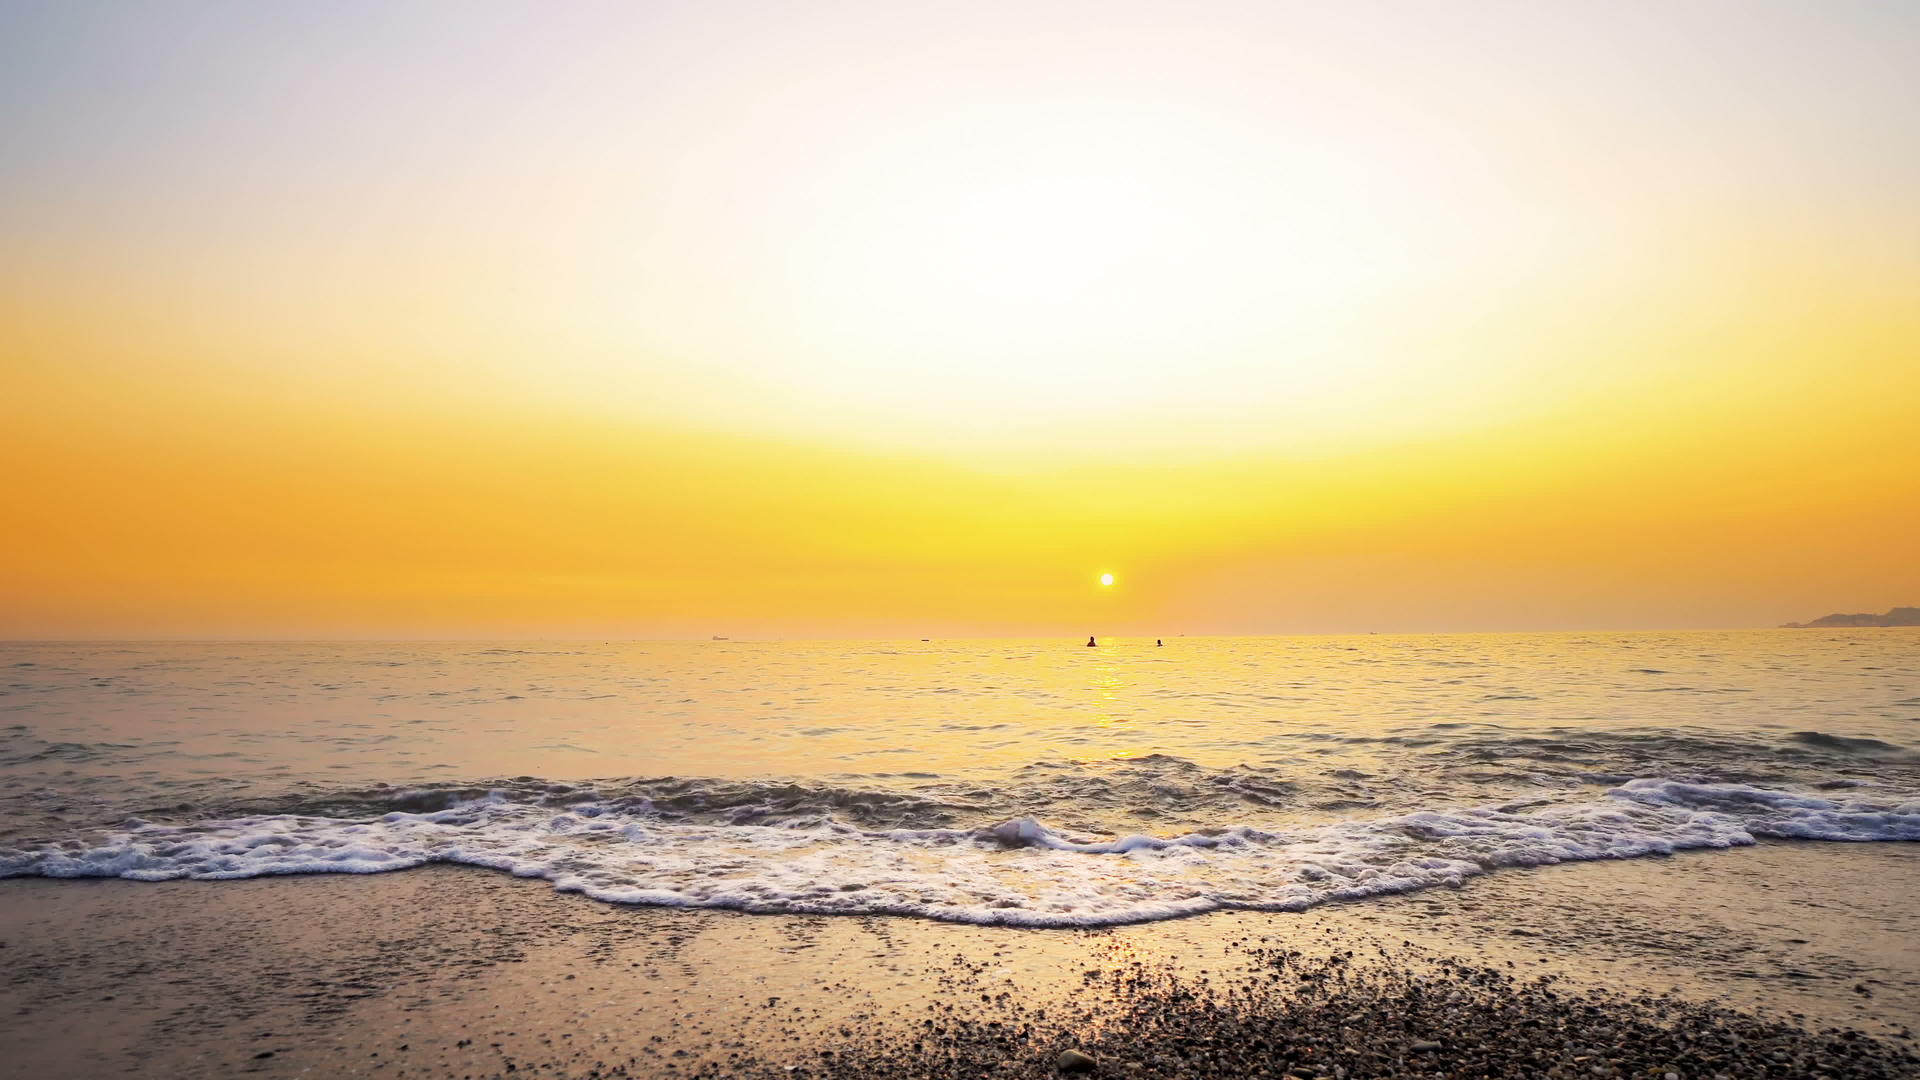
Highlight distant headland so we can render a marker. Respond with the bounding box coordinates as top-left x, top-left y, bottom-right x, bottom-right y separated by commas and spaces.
1781, 606, 1920, 628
